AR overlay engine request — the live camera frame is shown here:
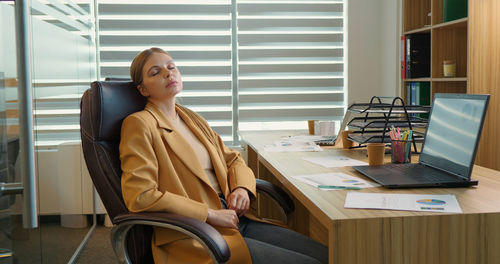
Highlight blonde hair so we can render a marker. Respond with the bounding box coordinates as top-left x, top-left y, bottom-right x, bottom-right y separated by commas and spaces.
129, 47, 170, 85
